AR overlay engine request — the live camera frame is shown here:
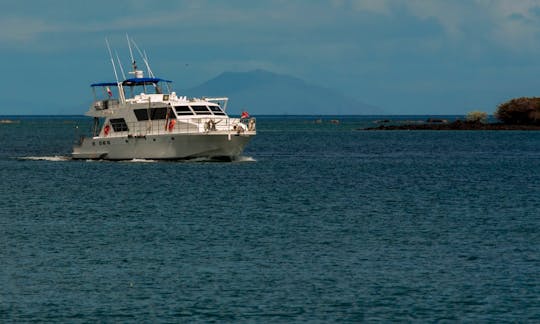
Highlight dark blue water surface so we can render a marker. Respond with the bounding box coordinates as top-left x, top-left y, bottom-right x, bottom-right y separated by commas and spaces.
1, 116, 539, 322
